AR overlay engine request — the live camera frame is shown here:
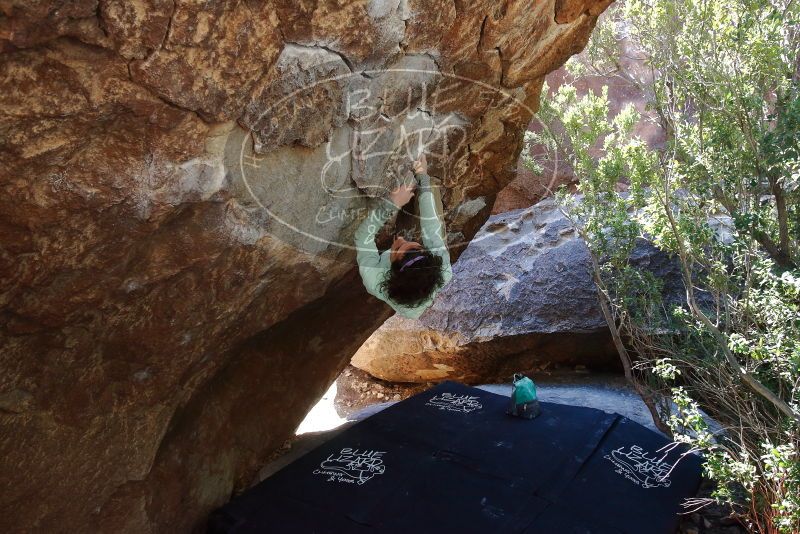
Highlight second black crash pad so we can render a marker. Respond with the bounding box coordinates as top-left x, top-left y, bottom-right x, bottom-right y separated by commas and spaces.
210, 381, 702, 534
